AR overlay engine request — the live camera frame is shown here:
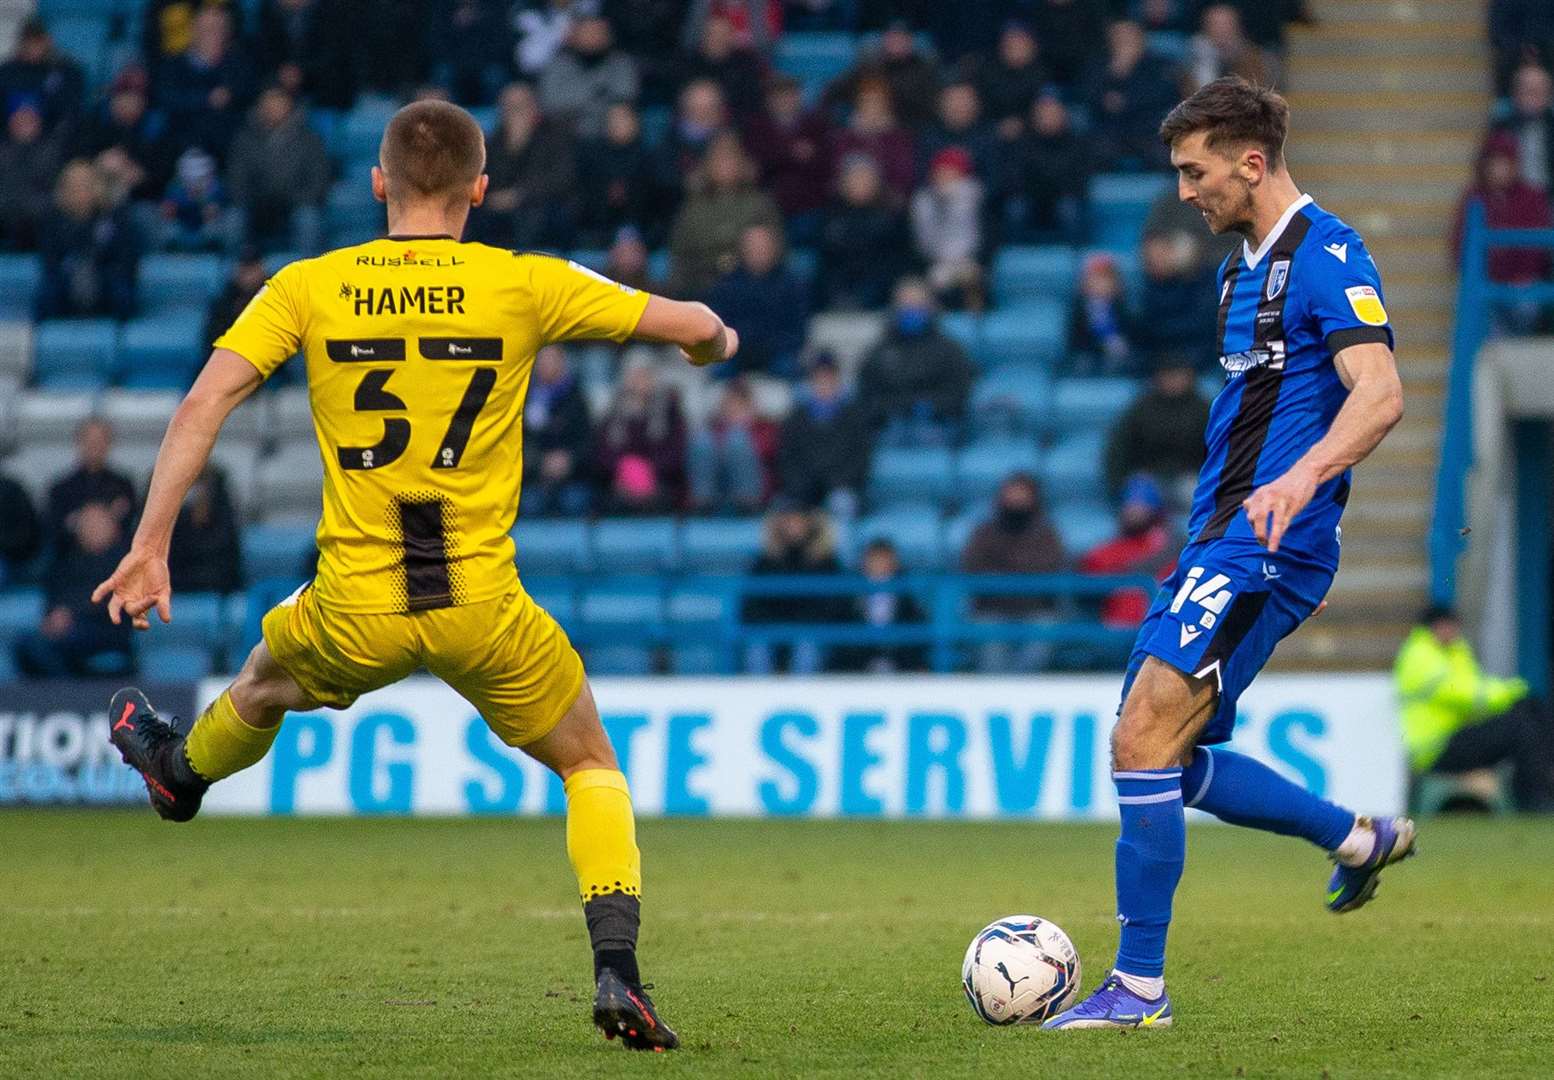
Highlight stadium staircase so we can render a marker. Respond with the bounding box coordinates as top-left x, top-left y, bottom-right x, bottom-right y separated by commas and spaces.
1273, 0, 1488, 669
